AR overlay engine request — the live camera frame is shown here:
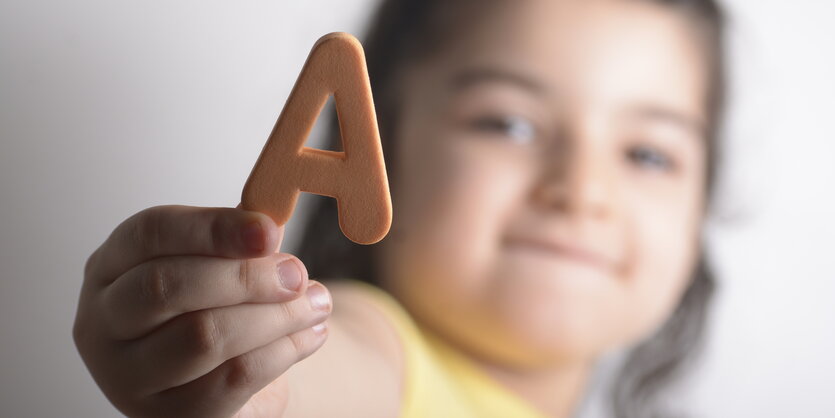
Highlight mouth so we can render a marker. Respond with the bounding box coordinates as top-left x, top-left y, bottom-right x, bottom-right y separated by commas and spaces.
503, 235, 618, 273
